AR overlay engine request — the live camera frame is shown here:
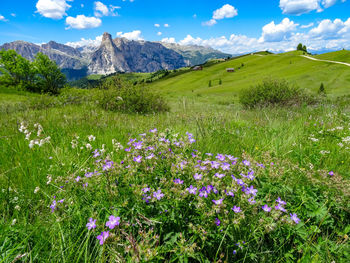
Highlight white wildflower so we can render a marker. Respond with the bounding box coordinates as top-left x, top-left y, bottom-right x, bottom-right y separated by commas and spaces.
34, 186, 40, 193
88, 135, 96, 142
85, 143, 92, 150
47, 175, 52, 185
